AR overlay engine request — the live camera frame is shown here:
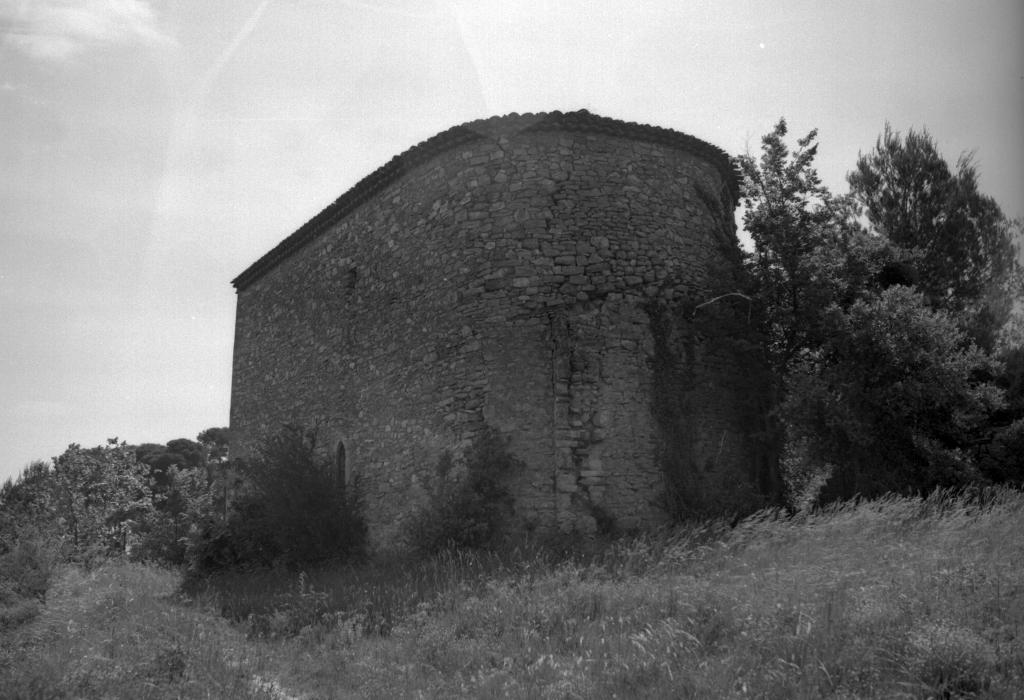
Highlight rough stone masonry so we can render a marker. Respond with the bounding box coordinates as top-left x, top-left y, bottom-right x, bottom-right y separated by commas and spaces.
229, 110, 773, 548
